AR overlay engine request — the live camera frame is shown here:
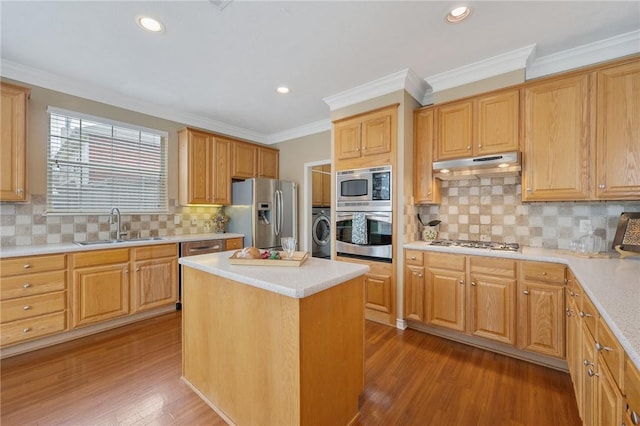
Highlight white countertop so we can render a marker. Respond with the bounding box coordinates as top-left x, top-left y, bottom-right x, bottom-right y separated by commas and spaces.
0, 233, 245, 258
404, 241, 640, 370
179, 251, 370, 299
